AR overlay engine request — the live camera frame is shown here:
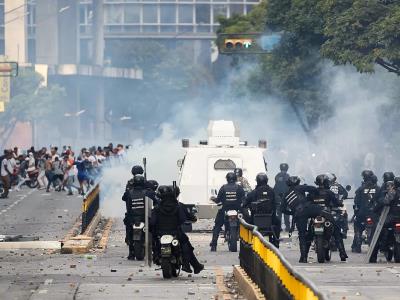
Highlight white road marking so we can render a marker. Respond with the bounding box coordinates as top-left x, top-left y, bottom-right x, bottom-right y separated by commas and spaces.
44, 279, 53, 285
